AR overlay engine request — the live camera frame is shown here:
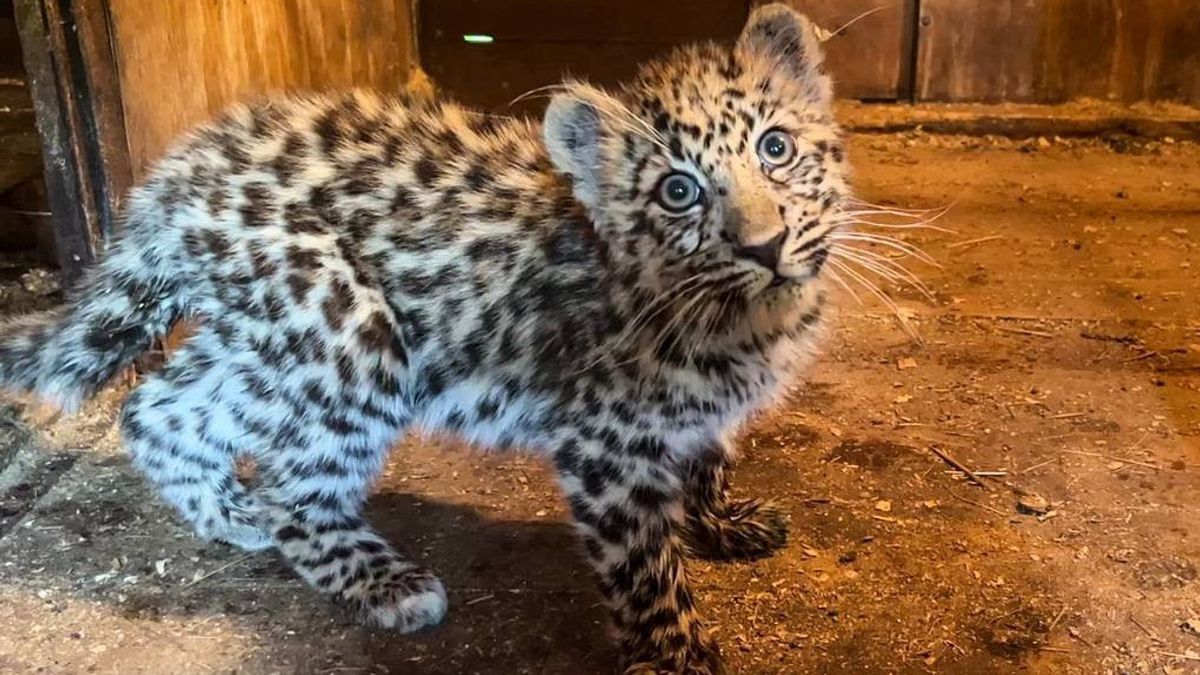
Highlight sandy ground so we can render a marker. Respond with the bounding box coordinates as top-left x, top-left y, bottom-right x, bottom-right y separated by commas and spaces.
0, 131, 1198, 674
